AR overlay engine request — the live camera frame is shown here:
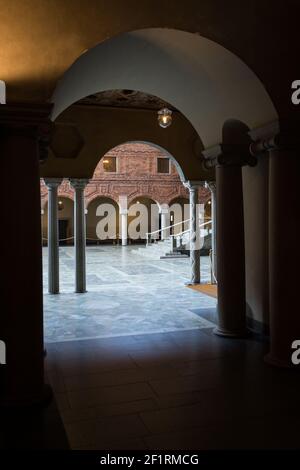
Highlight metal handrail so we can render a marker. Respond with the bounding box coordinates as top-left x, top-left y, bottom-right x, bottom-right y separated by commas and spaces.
146, 217, 211, 240
170, 220, 212, 240
146, 218, 191, 238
